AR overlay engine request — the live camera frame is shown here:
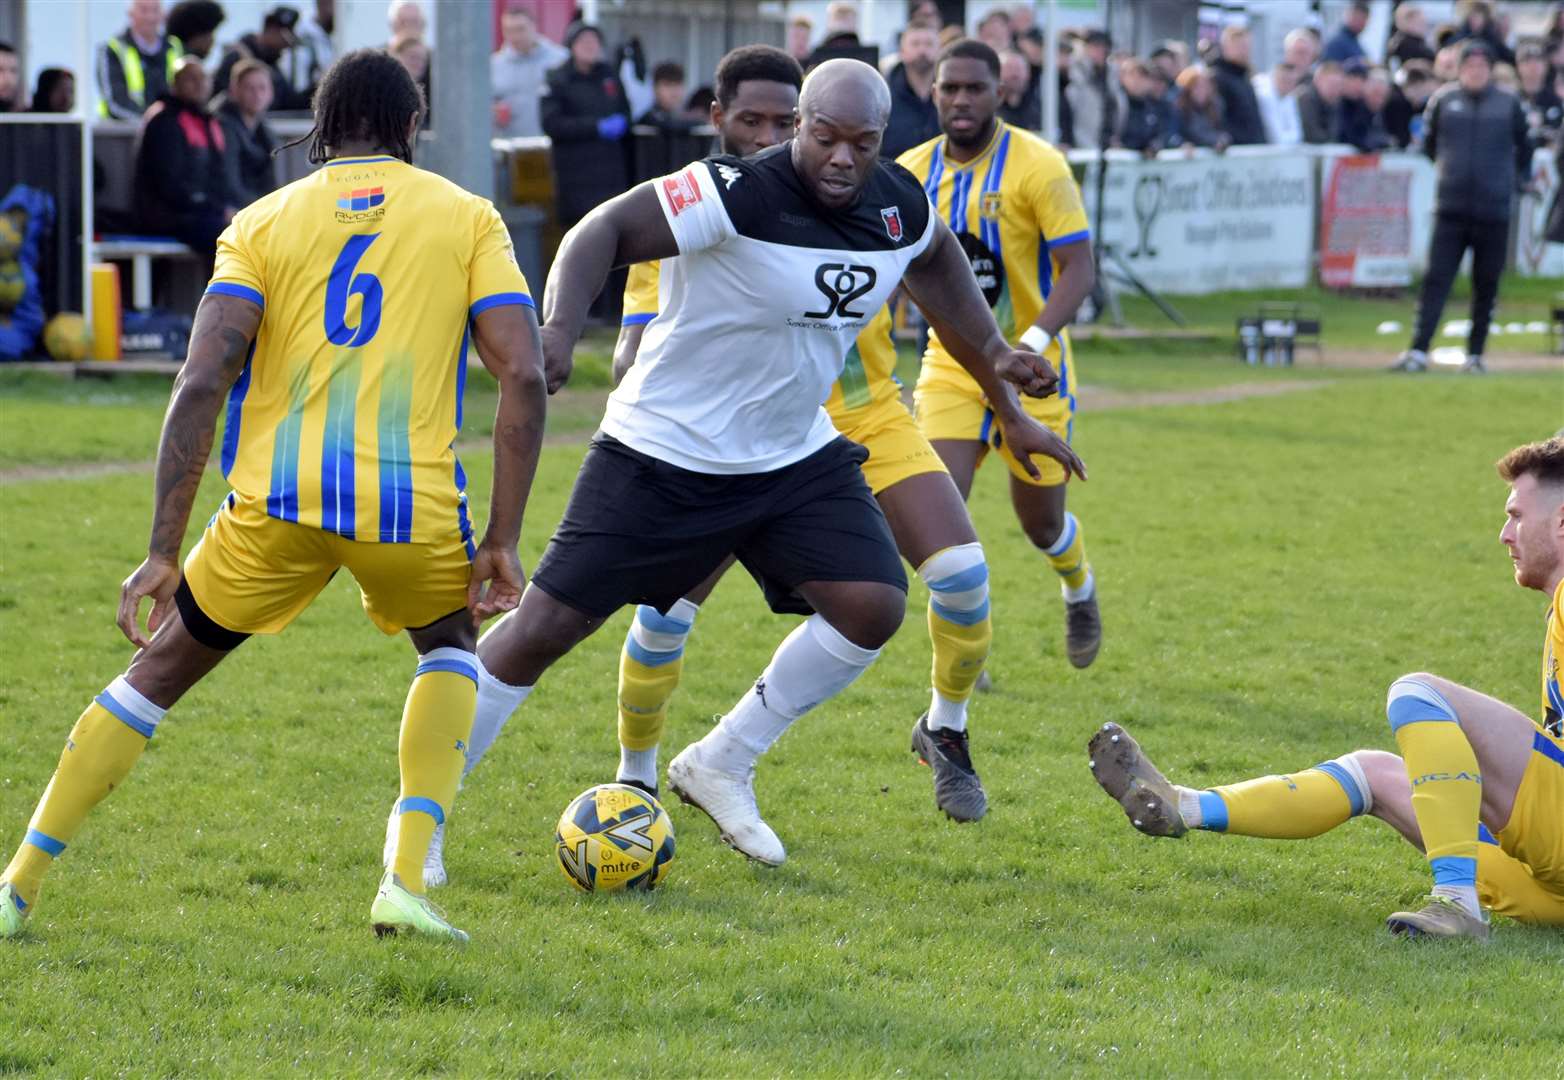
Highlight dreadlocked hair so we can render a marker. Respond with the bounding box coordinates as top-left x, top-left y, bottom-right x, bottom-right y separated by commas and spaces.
283, 48, 426, 165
